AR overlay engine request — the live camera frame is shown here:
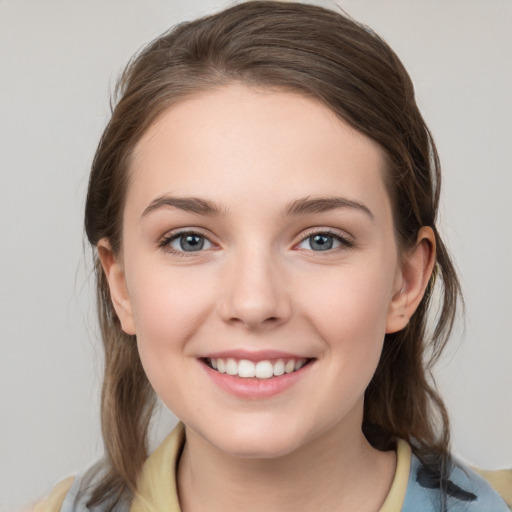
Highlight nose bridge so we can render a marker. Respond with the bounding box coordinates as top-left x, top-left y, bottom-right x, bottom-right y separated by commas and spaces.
220, 239, 291, 329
